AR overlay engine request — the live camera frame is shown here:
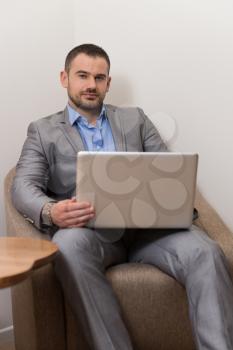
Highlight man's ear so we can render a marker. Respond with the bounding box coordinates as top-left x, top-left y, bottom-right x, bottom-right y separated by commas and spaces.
60, 70, 68, 88
106, 76, 111, 92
